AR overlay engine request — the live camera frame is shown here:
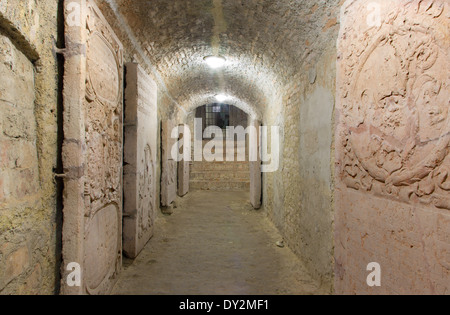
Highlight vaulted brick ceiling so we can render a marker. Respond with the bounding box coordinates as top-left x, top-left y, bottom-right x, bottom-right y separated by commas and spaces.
99, 0, 339, 118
